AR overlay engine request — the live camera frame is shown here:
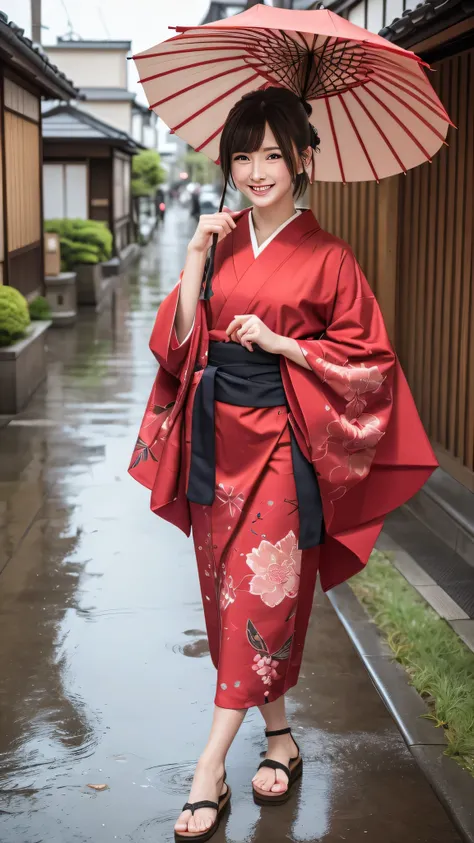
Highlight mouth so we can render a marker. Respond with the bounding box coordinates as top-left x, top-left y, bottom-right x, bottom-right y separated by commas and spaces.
249, 184, 274, 195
